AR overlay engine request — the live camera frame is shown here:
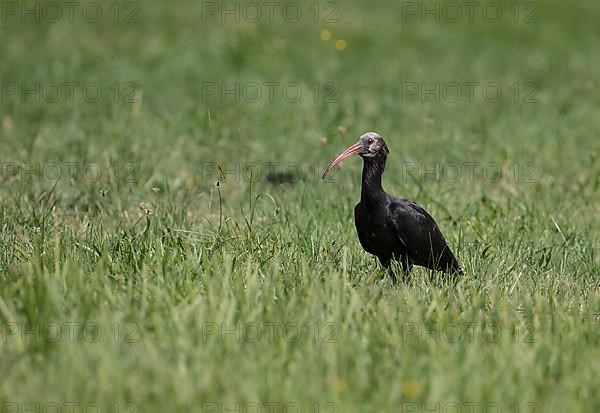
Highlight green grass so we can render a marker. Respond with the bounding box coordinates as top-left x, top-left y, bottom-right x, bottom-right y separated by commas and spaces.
1, 0, 599, 411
